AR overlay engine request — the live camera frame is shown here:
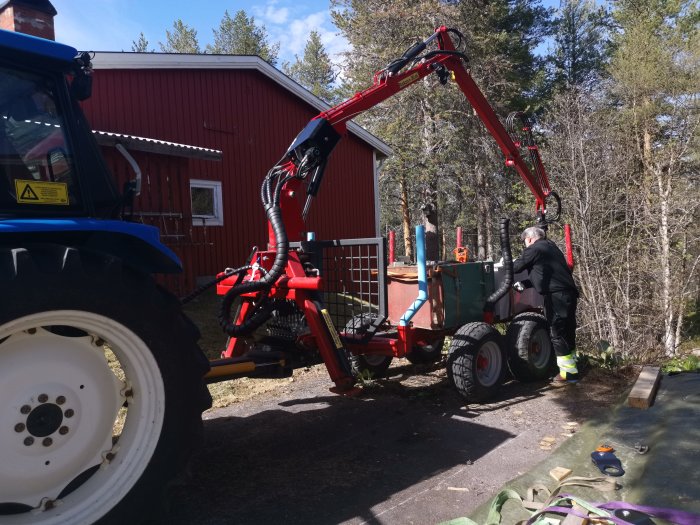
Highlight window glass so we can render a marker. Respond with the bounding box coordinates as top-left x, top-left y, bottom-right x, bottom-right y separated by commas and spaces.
191, 187, 214, 216
0, 66, 79, 208
190, 179, 223, 226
